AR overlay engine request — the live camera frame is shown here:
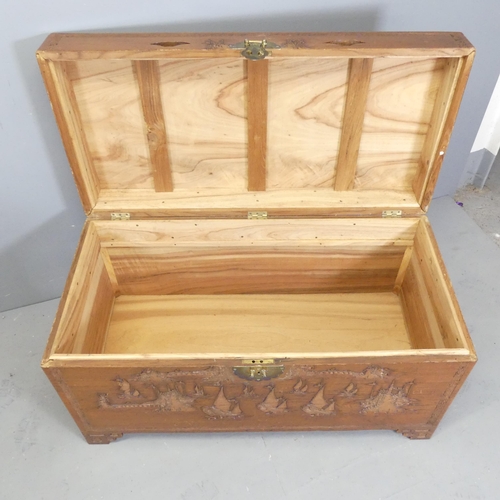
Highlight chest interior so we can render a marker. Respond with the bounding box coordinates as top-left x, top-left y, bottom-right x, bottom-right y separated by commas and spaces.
50, 216, 468, 358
